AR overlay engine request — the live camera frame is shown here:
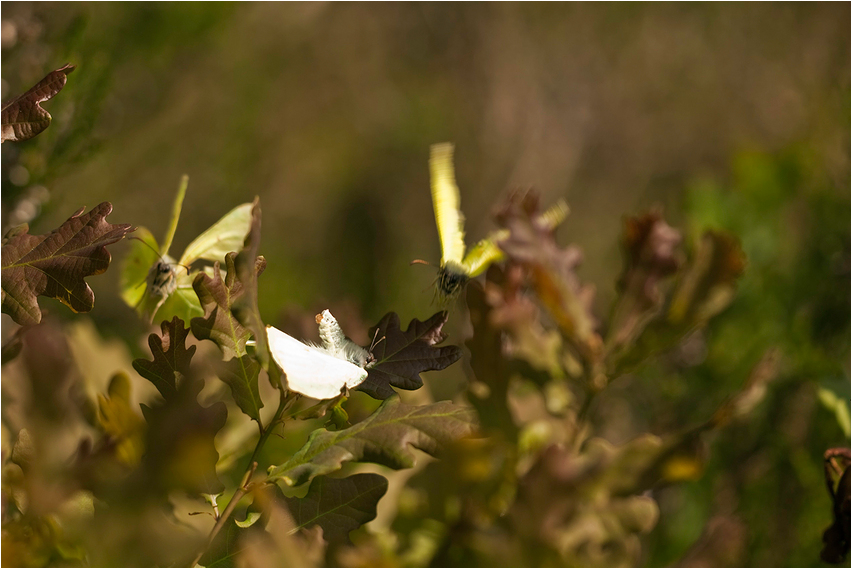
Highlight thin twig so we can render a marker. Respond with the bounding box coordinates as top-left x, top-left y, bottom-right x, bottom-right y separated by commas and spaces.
190, 388, 294, 566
